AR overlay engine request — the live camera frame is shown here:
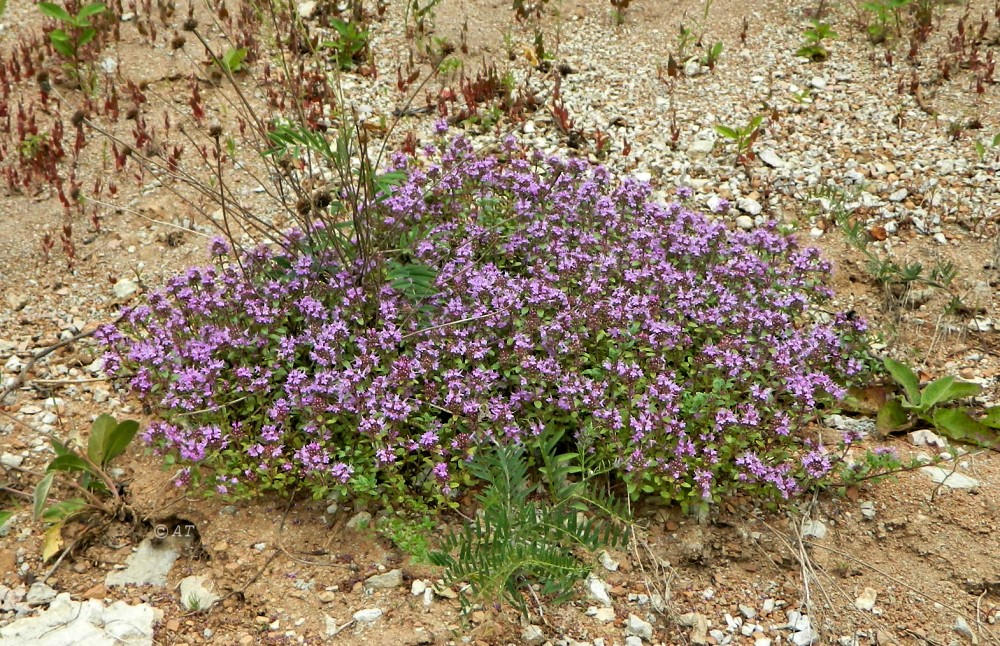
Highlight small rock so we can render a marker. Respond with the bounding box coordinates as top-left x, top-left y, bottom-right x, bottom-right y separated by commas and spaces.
179, 575, 219, 611
739, 604, 756, 619
908, 430, 947, 448
626, 614, 653, 641
522, 624, 546, 645
586, 574, 612, 607
793, 629, 820, 646
920, 466, 979, 490
587, 606, 616, 623
809, 76, 827, 89
855, 587, 878, 611
364, 569, 402, 591
411, 580, 426, 596
859, 501, 876, 520
888, 188, 908, 202
432, 584, 457, 599
683, 58, 702, 76
801, 519, 827, 539
599, 550, 620, 572
756, 639, 772, 646
6, 293, 28, 312
735, 215, 754, 230
26, 582, 57, 606
677, 612, 708, 645
112, 279, 139, 300
954, 616, 977, 643
0, 453, 24, 468
759, 149, 784, 168
686, 134, 715, 160
296, 0, 317, 18
345, 511, 372, 530
625, 637, 643, 646
737, 197, 762, 216
352, 608, 383, 623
